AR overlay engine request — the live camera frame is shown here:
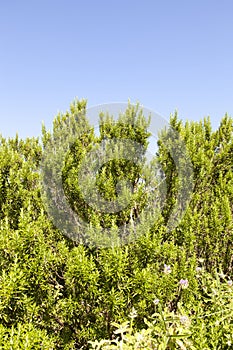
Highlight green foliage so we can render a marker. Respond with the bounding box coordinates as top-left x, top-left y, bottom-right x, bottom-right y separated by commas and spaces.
90, 270, 233, 349
0, 100, 232, 348
61, 102, 151, 231
0, 323, 56, 349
